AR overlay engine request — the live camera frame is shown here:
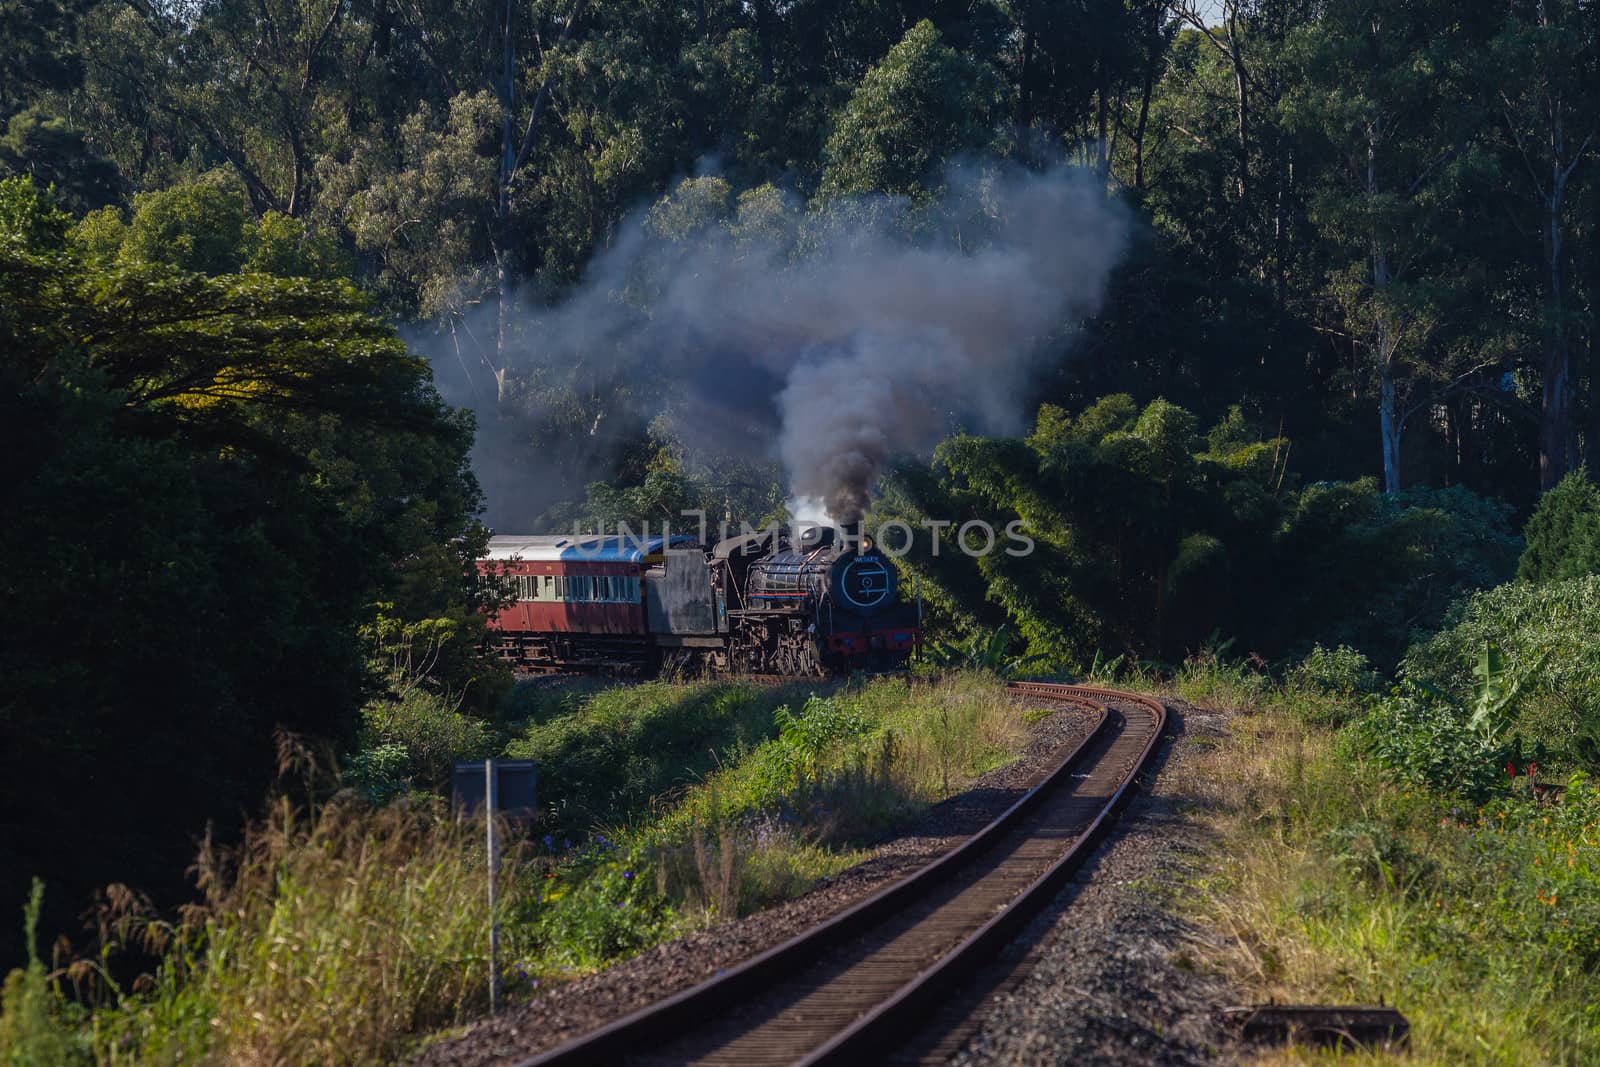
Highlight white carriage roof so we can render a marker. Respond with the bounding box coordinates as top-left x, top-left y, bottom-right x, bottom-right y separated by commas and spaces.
484, 534, 695, 562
